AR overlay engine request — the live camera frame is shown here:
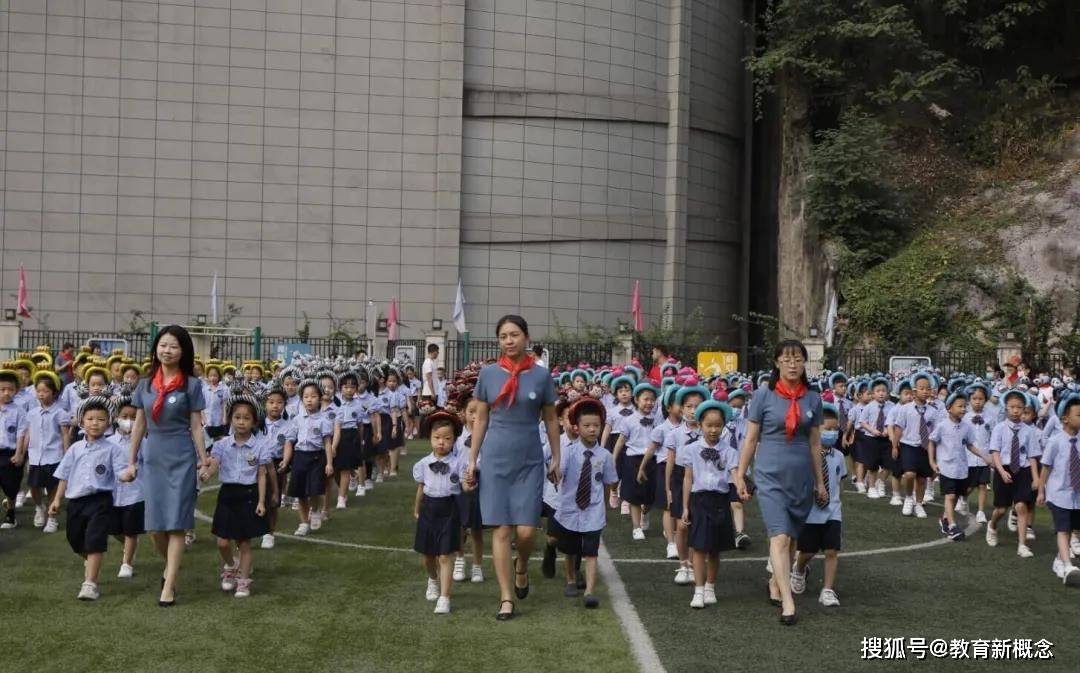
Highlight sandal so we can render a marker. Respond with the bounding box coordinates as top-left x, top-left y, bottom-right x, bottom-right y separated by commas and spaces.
514, 557, 530, 599
495, 599, 516, 621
